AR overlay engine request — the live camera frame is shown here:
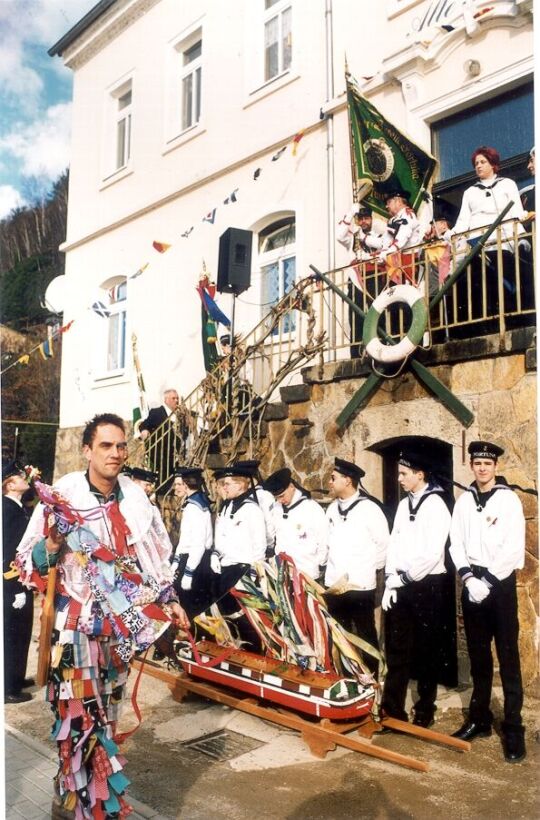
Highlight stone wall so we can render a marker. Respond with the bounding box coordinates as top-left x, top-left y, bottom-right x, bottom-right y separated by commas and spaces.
259, 332, 538, 685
